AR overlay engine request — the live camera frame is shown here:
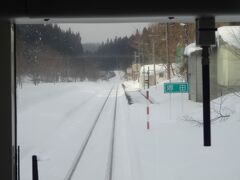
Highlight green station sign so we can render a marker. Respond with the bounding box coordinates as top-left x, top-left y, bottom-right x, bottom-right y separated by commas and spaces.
164, 82, 189, 93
